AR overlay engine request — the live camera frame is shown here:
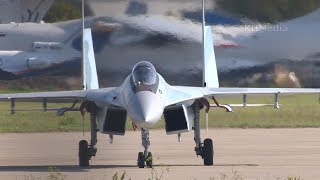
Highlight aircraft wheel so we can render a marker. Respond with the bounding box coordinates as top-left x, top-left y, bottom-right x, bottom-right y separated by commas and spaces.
203, 138, 214, 166
137, 152, 145, 168
79, 140, 89, 167
146, 152, 153, 168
